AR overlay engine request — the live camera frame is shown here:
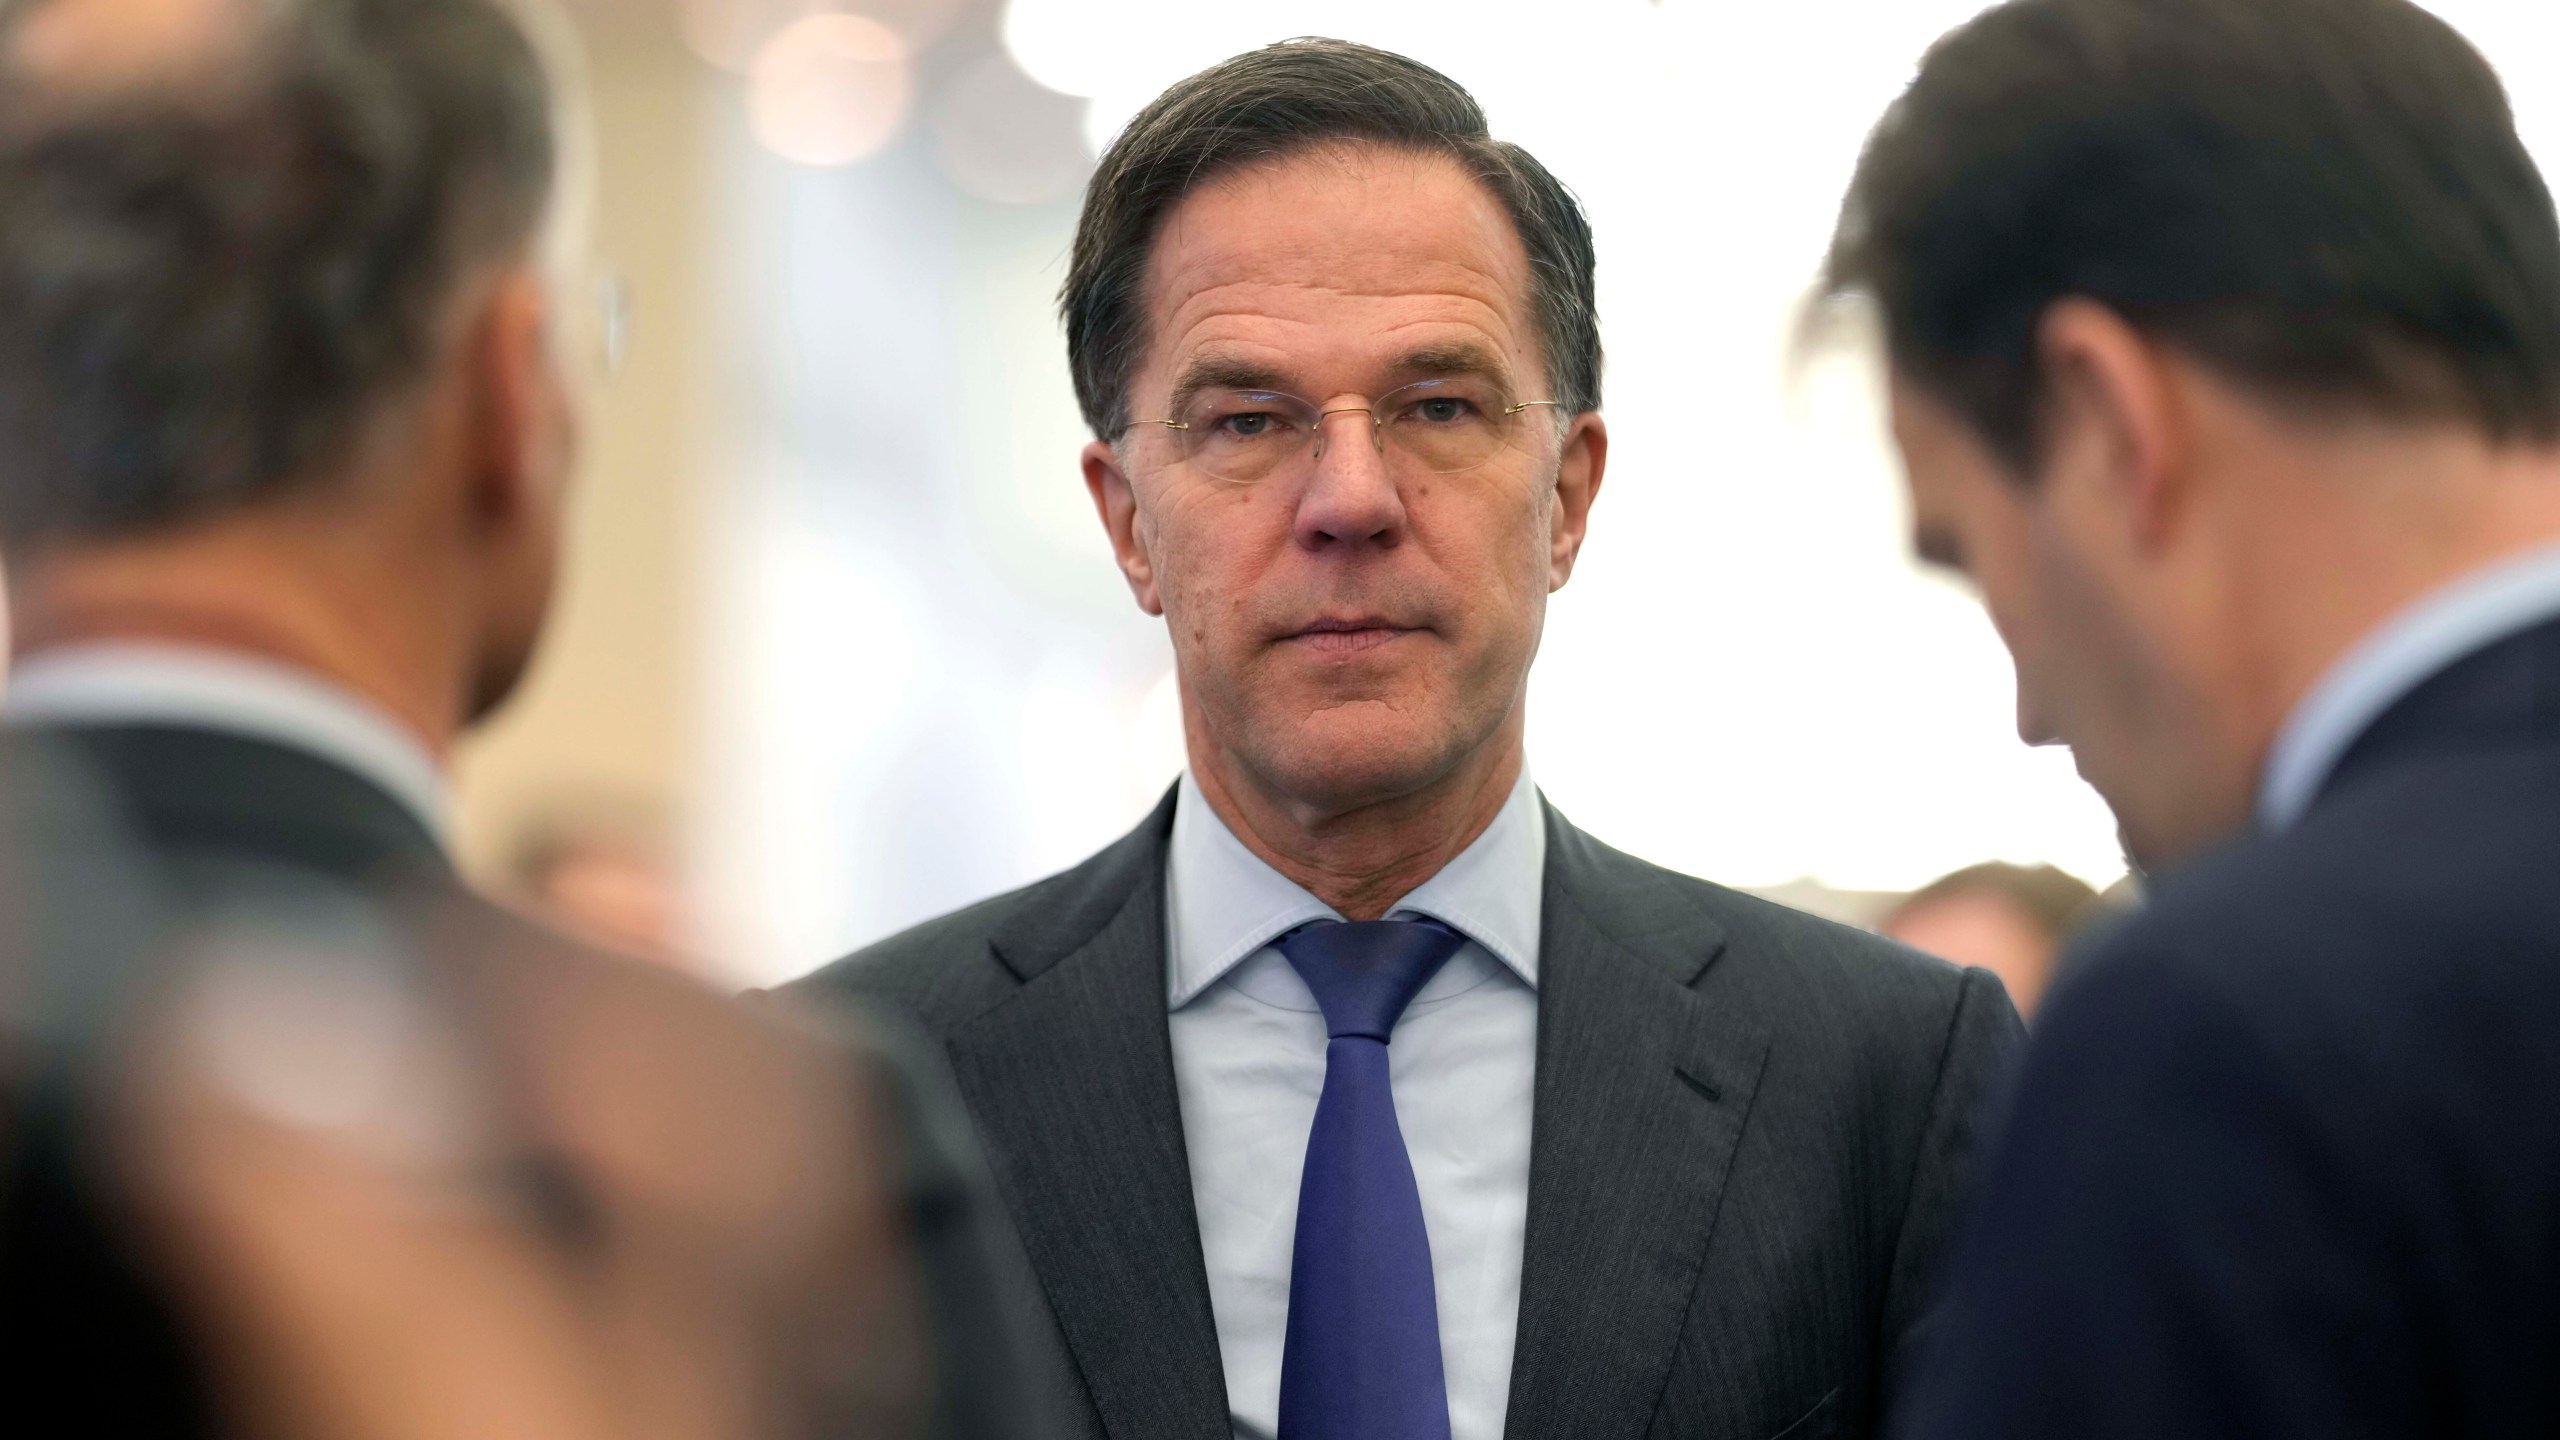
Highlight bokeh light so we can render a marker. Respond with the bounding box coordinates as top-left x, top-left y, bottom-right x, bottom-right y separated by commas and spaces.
855, 0, 962, 49
684, 0, 960, 73
682, 0, 829, 73
746, 13, 914, 168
